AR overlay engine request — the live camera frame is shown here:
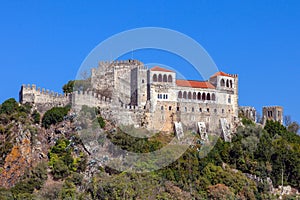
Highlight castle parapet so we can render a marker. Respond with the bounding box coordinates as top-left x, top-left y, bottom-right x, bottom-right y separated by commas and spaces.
20, 84, 70, 111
